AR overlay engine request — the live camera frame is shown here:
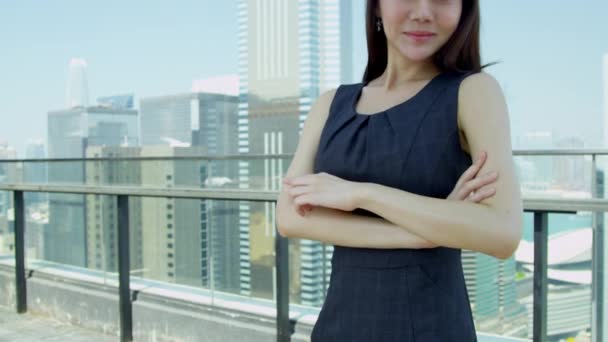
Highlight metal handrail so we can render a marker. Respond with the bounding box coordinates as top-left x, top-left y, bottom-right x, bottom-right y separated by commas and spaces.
513, 149, 608, 156
0, 182, 604, 208
0, 181, 605, 211
0, 148, 607, 164
0, 153, 294, 163
0, 183, 278, 201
